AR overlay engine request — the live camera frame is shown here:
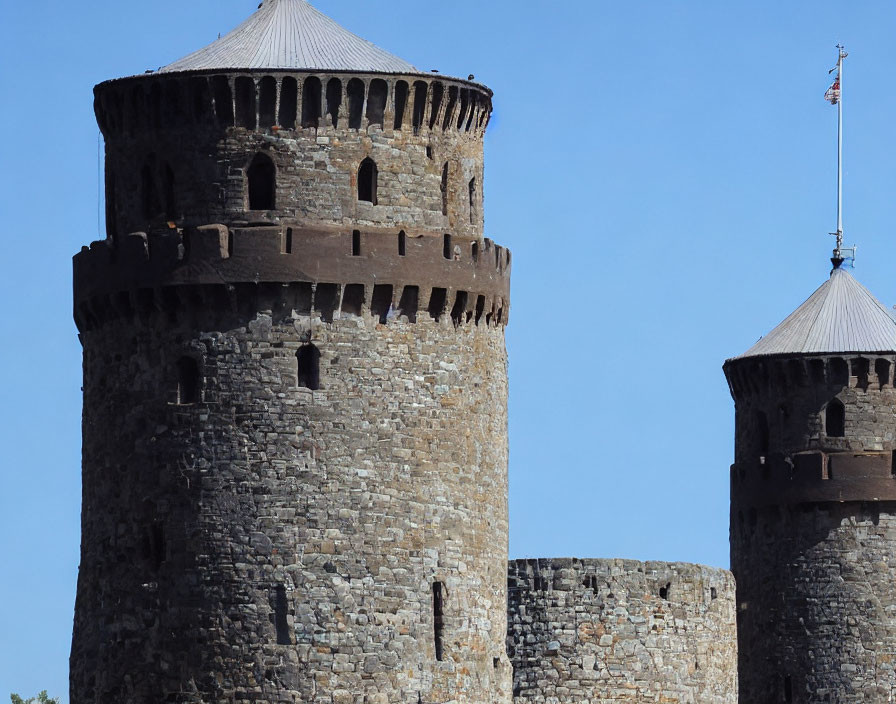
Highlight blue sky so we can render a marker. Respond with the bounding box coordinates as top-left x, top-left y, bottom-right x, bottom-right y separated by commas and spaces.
3, 0, 896, 699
